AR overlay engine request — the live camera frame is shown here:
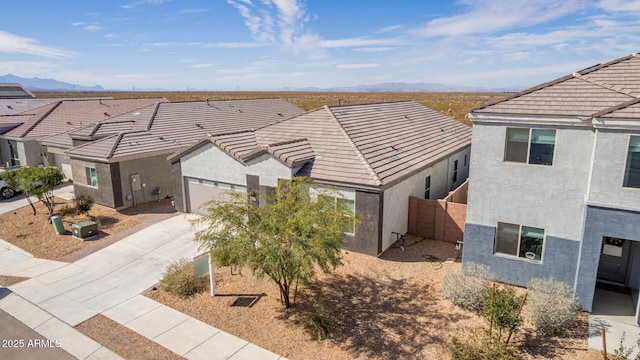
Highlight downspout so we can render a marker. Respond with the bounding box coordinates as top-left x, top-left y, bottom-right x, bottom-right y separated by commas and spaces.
573, 119, 598, 304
